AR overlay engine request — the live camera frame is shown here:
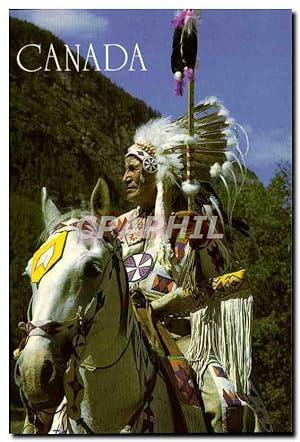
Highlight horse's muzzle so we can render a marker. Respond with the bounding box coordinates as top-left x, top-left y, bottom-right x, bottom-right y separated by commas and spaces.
14, 337, 66, 411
